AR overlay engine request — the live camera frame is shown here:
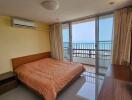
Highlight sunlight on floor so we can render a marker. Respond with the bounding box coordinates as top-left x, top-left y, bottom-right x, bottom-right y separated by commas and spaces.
84, 65, 95, 73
